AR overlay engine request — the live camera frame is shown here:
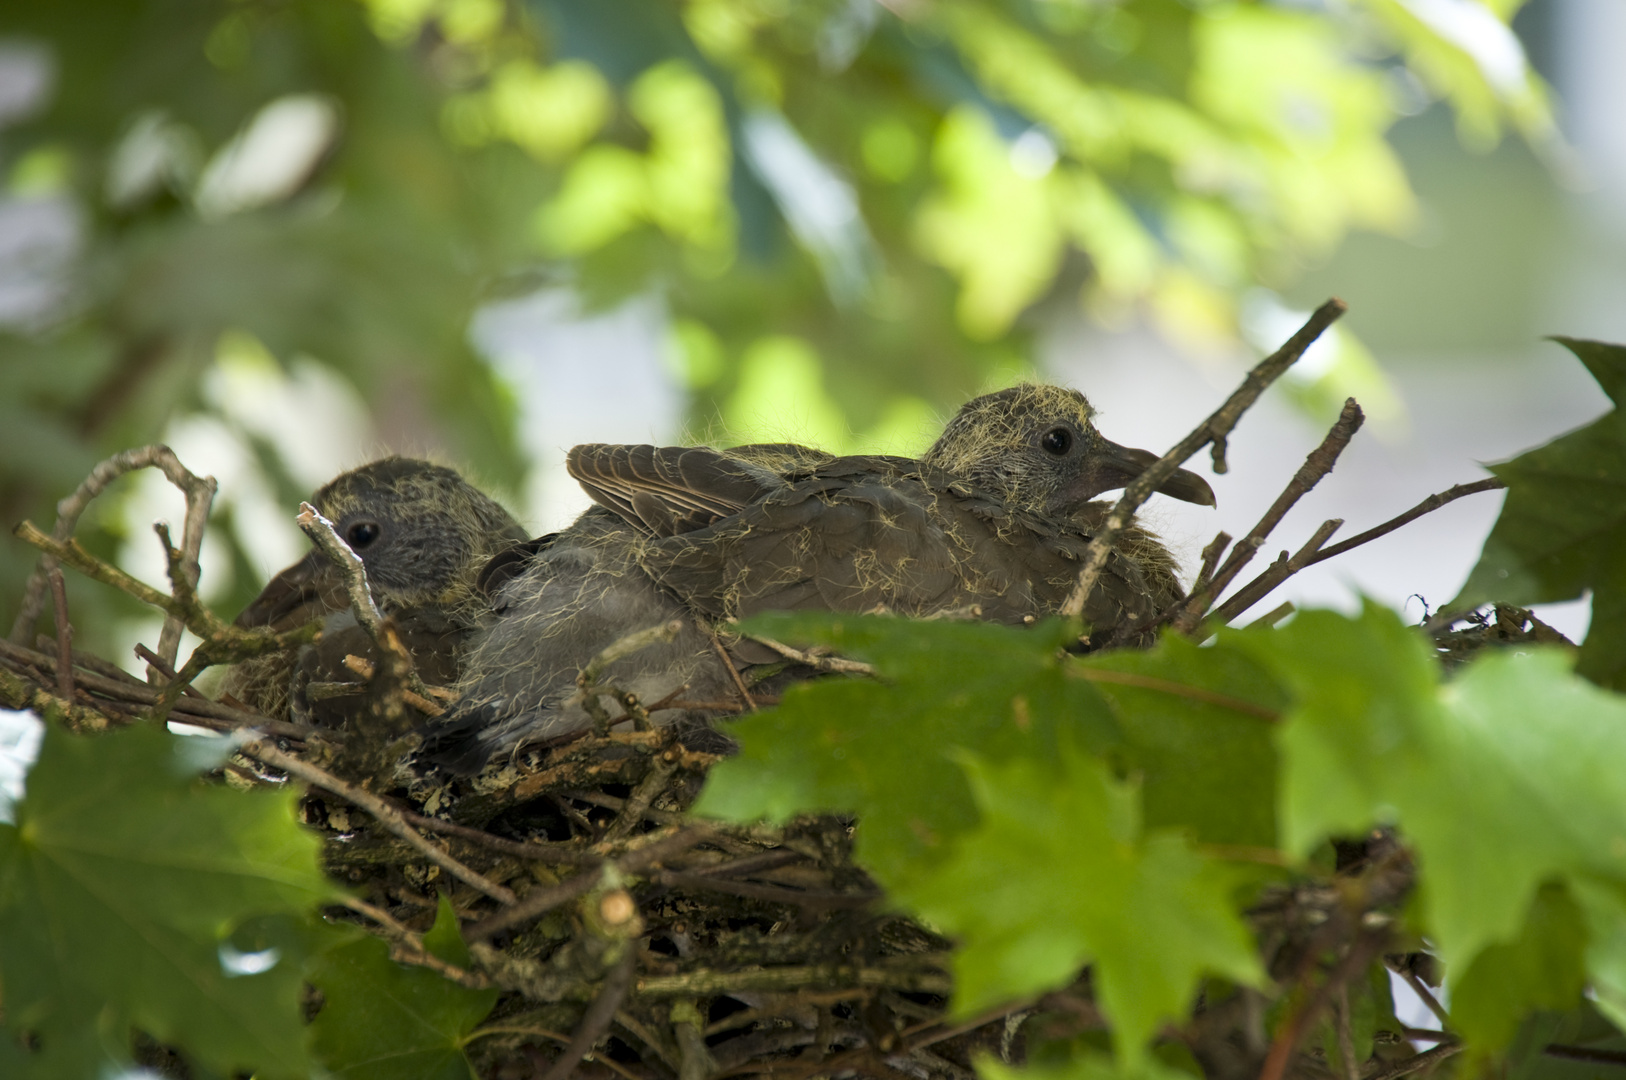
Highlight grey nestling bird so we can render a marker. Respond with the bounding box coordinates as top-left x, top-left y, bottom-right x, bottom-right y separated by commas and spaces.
226, 456, 529, 726
430, 386, 1212, 771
